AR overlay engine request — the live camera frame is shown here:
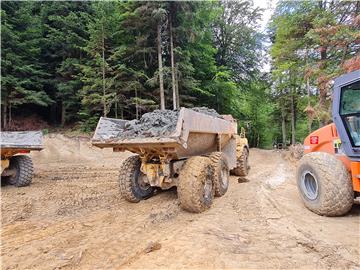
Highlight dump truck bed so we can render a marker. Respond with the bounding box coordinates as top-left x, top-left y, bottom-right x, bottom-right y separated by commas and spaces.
92, 108, 236, 147
92, 108, 237, 167
1, 131, 43, 157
